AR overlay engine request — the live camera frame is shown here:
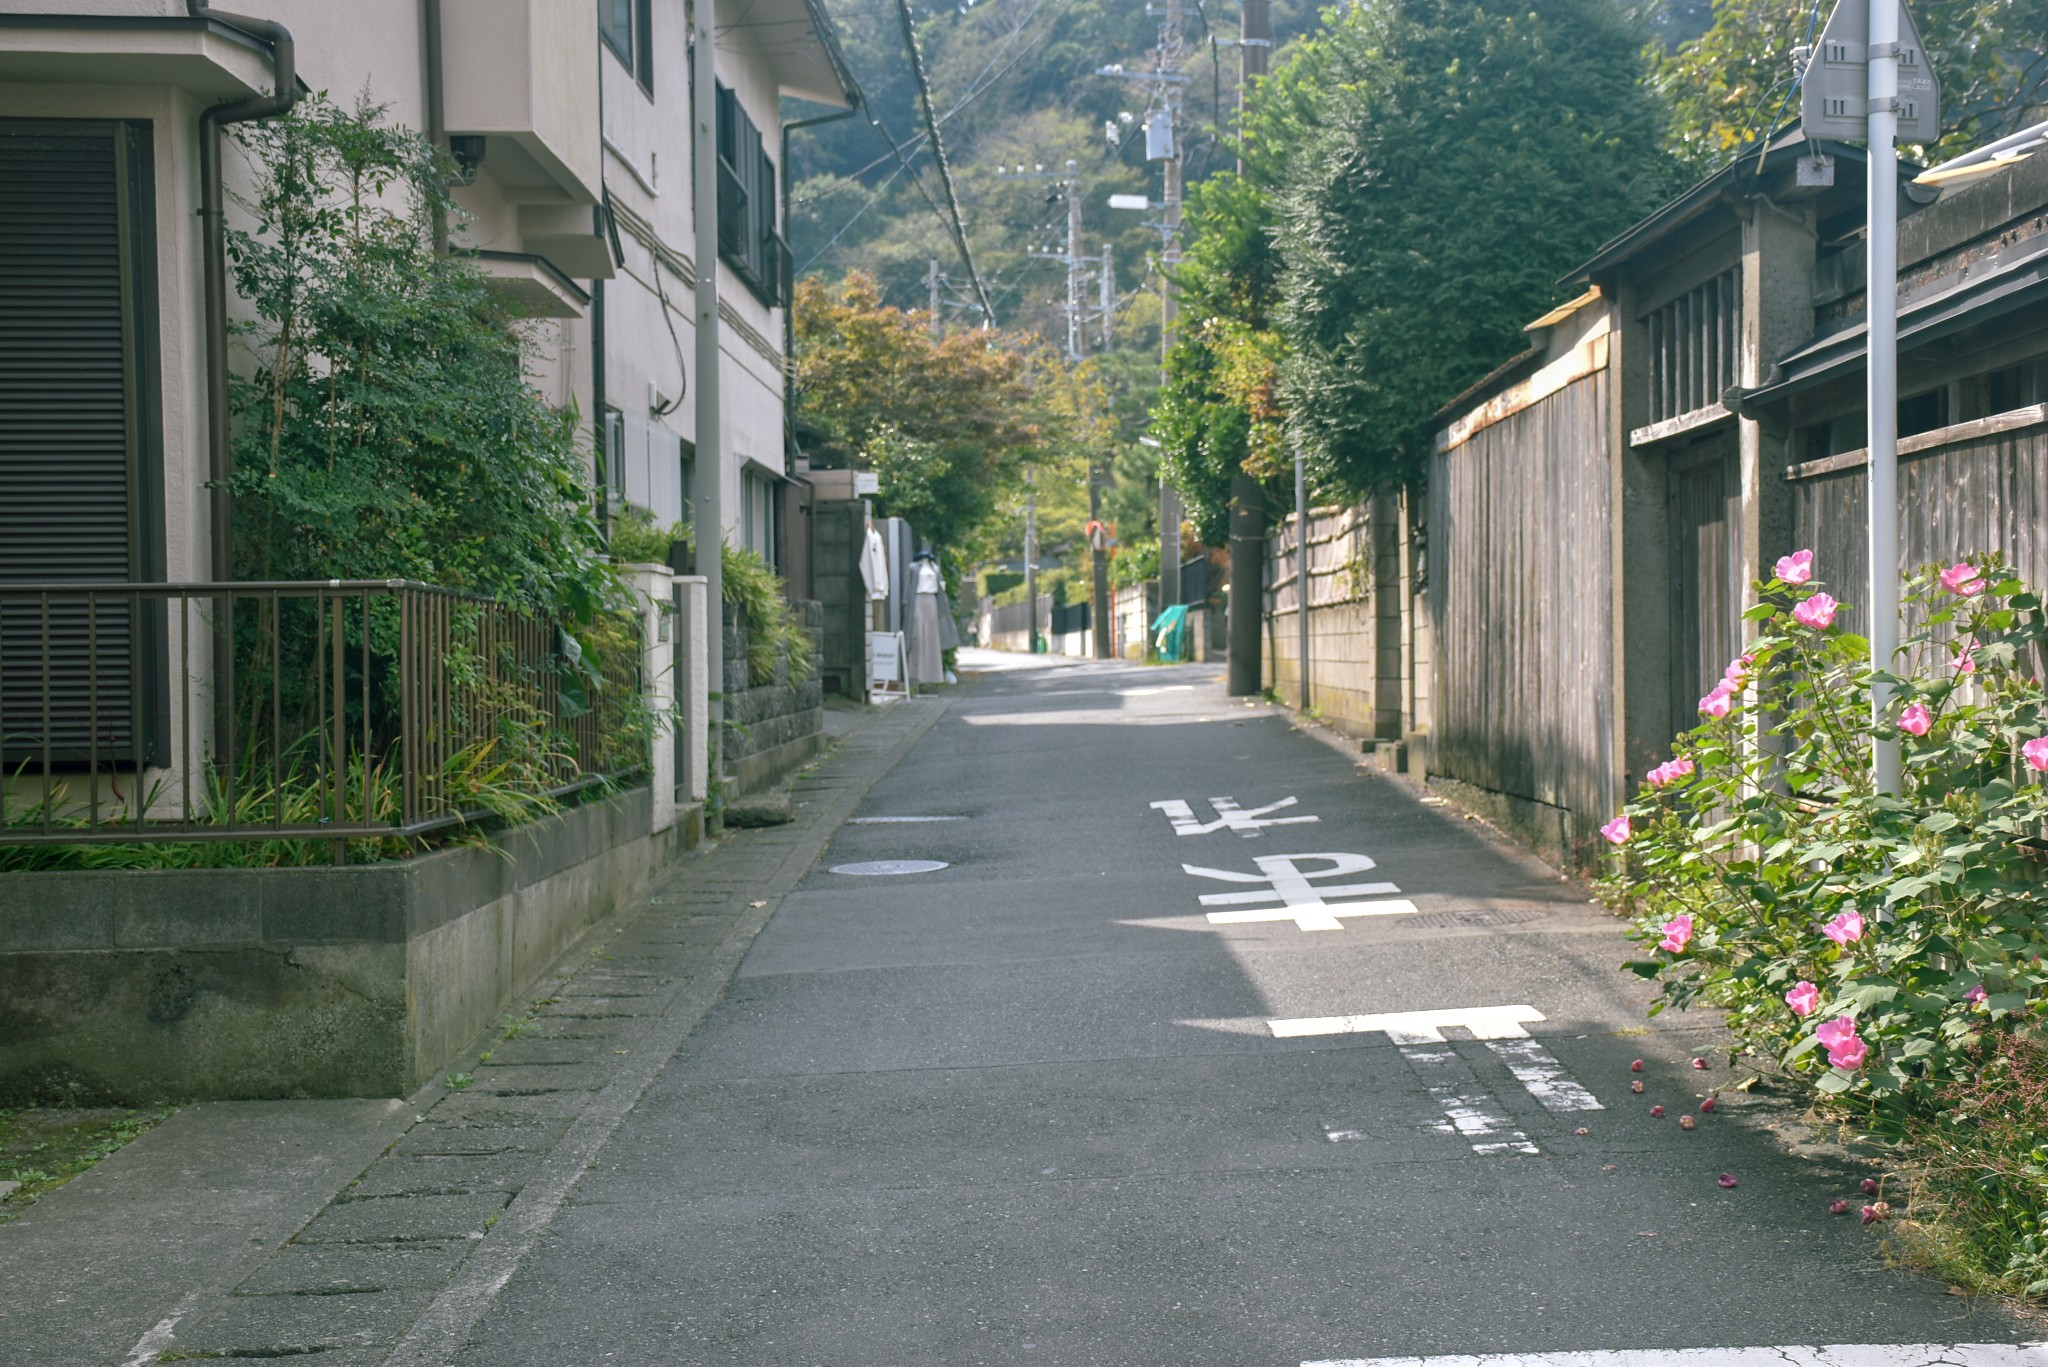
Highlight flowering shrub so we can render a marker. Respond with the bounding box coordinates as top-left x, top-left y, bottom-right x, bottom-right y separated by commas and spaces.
1604, 552, 2048, 1110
